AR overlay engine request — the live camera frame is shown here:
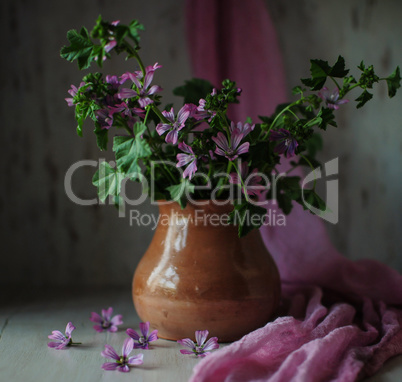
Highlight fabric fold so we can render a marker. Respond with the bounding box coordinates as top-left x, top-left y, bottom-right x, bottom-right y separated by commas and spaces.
185, 0, 402, 380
